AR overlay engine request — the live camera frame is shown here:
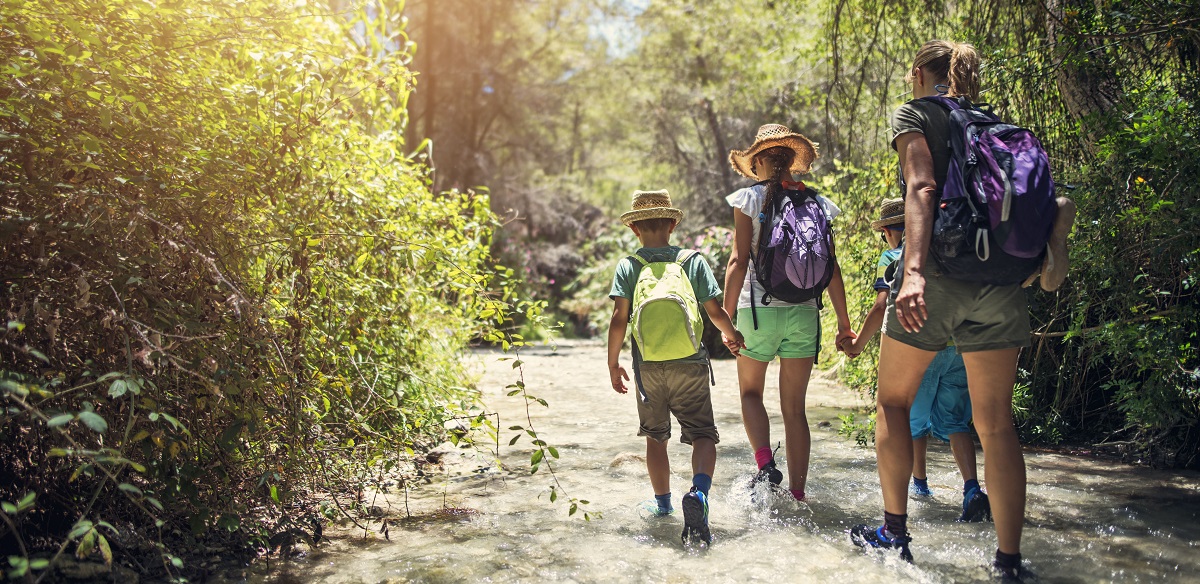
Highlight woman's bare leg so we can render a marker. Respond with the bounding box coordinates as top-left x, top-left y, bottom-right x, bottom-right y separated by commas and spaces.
961, 348, 1025, 555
